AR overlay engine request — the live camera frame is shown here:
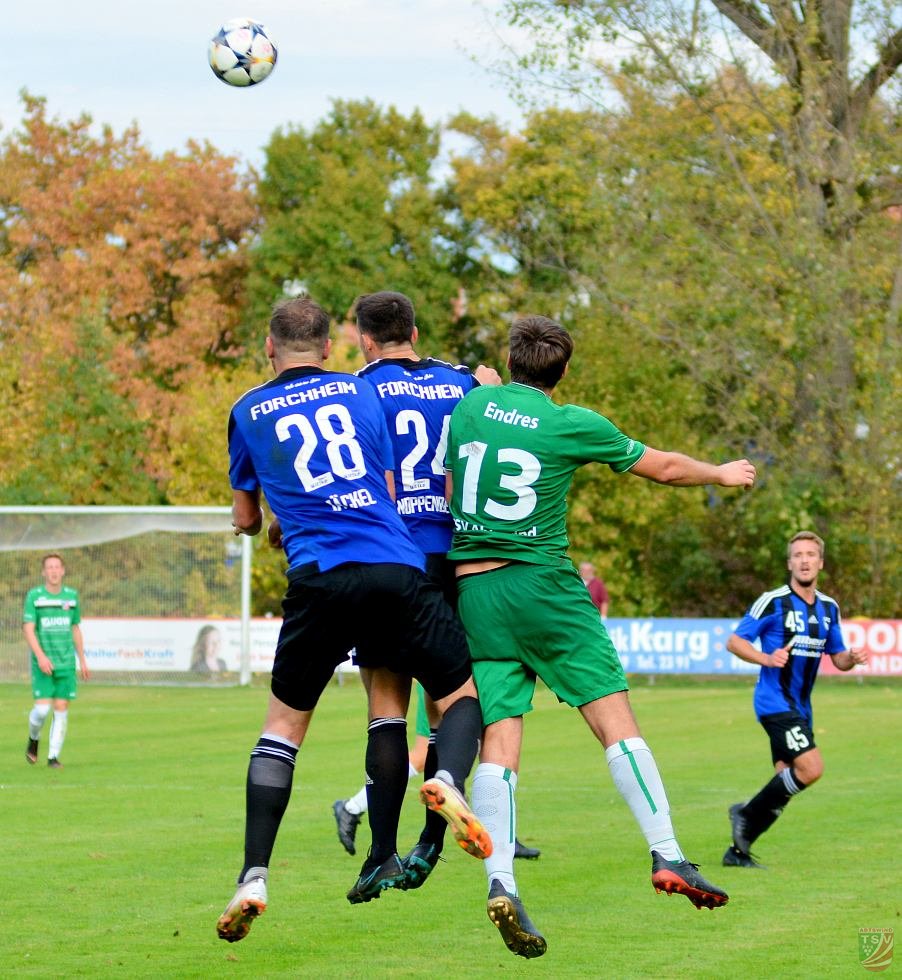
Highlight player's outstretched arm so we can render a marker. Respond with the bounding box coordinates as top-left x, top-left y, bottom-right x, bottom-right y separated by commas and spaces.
630, 448, 756, 488
231, 488, 263, 537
